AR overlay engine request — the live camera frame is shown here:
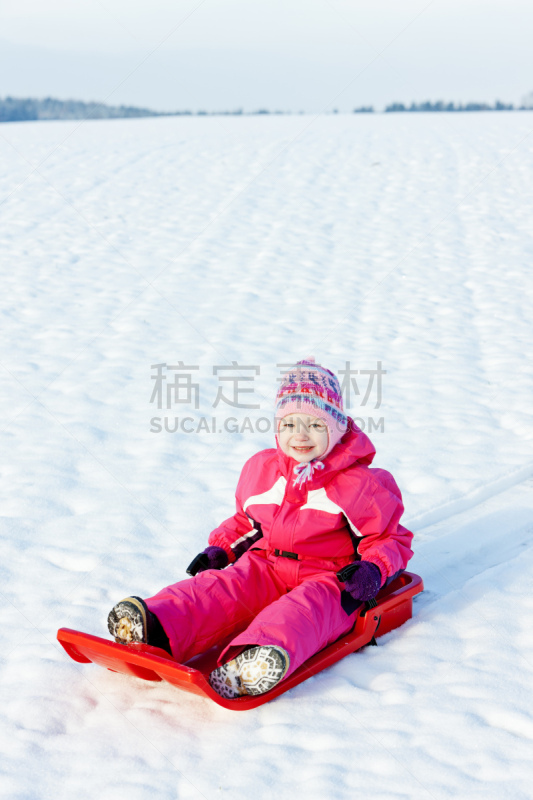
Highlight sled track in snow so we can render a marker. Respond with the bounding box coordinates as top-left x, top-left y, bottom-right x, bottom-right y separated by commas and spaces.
407, 471, 533, 614
408, 460, 533, 532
